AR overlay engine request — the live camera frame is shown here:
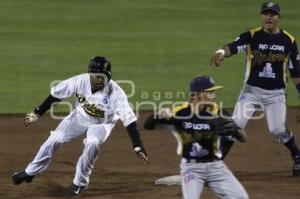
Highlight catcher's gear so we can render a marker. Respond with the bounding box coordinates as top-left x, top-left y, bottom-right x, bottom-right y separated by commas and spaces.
24, 112, 40, 127
88, 56, 112, 80
134, 146, 149, 164
215, 118, 246, 143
